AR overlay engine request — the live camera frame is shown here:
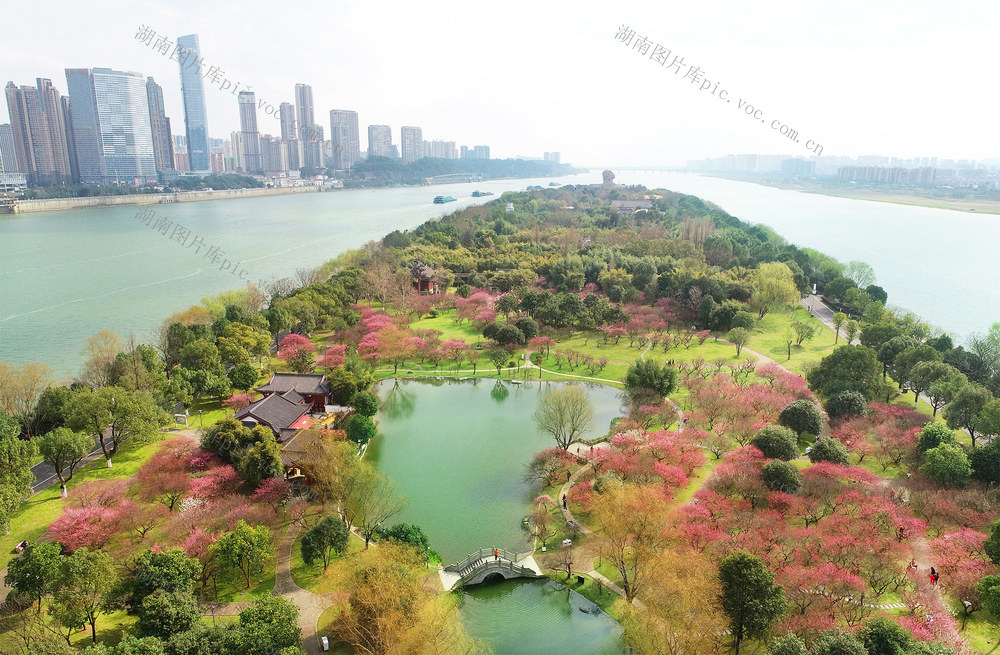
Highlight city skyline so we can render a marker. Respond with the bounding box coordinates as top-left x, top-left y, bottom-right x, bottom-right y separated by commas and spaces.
2, 0, 997, 166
